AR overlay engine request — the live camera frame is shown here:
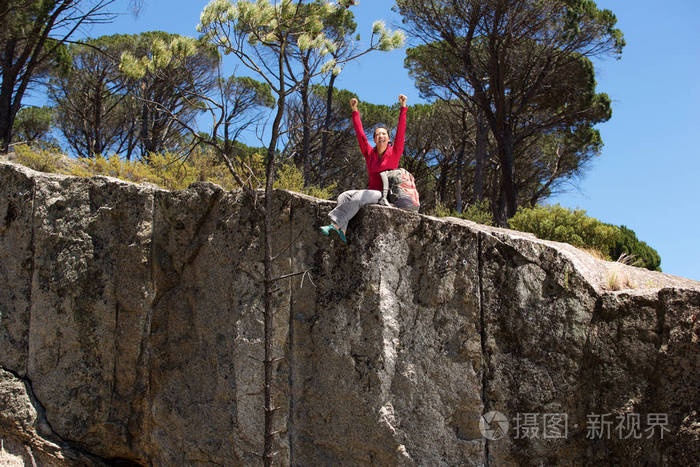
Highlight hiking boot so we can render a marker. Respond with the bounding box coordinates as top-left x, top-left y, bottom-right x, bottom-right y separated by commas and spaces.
320, 224, 347, 244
